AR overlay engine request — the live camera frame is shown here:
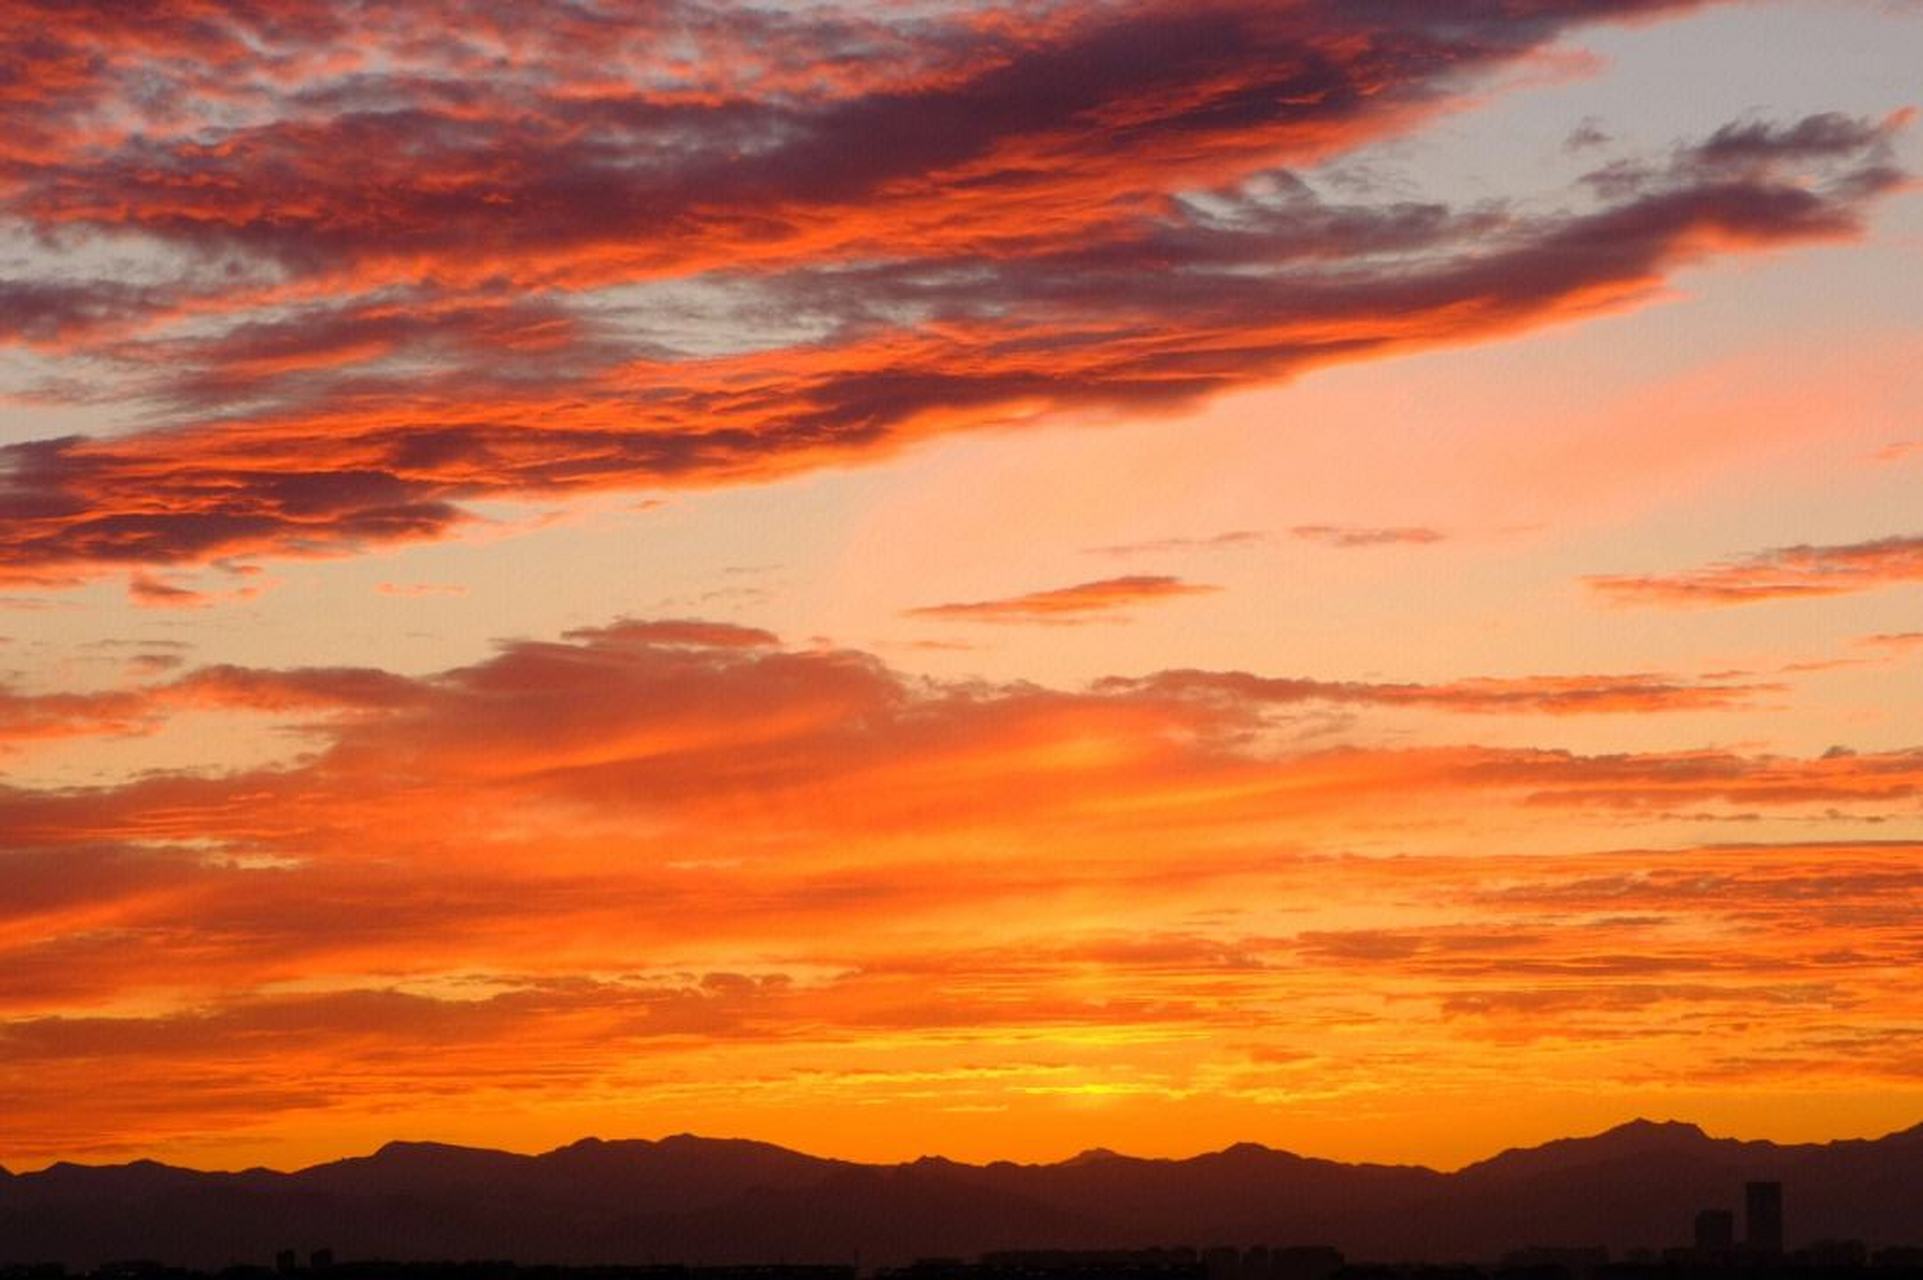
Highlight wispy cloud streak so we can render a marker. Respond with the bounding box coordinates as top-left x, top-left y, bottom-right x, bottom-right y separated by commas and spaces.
1589, 534, 1923, 606
906, 576, 1220, 623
